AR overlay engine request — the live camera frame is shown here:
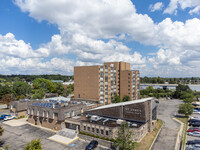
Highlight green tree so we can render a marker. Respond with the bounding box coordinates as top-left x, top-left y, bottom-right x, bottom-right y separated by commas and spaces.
173, 84, 192, 98
31, 89, 45, 99
178, 103, 194, 117
24, 139, 42, 150
122, 95, 131, 102
54, 83, 64, 95
115, 121, 135, 150
13, 81, 31, 99
183, 98, 194, 103
180, 92, 194, 100
112, 94, 121, 103
33, 78, 55, 93
0, 84, 11, 99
